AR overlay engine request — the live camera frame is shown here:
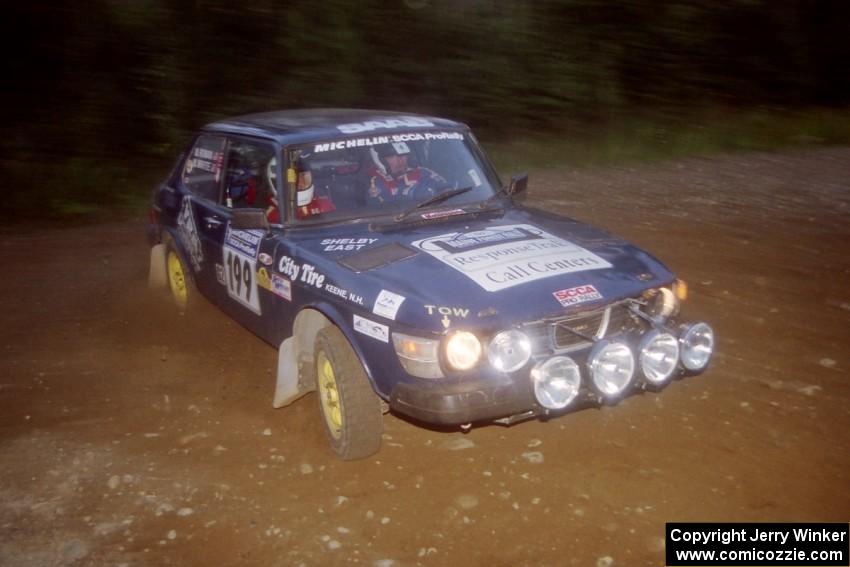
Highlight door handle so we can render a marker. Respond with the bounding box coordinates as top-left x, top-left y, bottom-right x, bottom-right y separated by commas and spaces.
204, 216, 223, 228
